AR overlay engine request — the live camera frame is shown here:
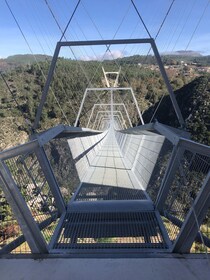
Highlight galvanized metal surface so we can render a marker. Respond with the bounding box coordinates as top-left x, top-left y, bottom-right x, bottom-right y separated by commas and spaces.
1, 111, 210, 256
52, 211, 169, 251
74, 183, 148, 201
